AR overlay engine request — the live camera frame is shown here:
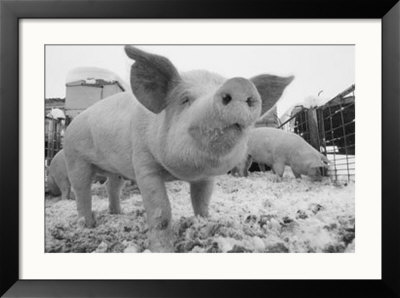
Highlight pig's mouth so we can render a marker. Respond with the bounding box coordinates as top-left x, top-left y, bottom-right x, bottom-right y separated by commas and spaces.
226, 123, 244, 132
189, 122, 244, 138
188, 121, 246, 156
